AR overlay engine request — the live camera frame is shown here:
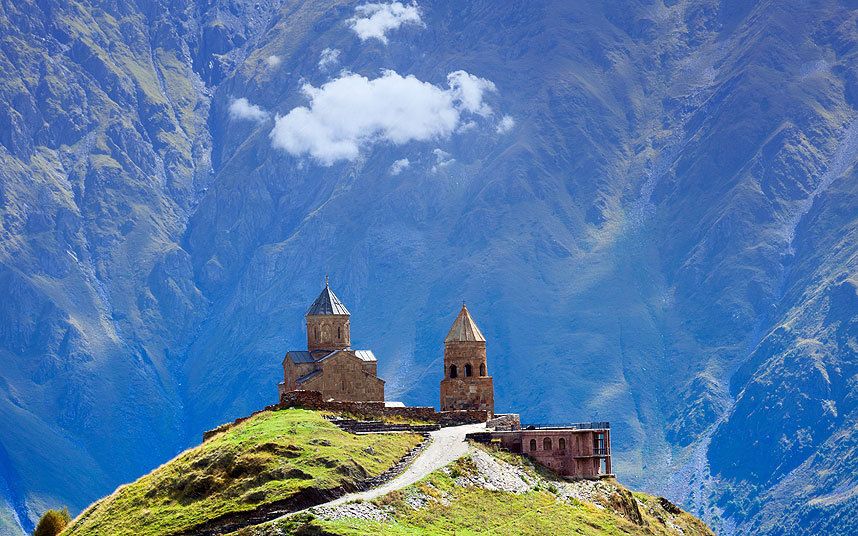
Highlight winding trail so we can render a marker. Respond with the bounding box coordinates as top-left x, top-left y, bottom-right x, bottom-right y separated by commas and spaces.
192, 422, 486, 535
325, 422, 486, 507
259, 421, 486, 528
